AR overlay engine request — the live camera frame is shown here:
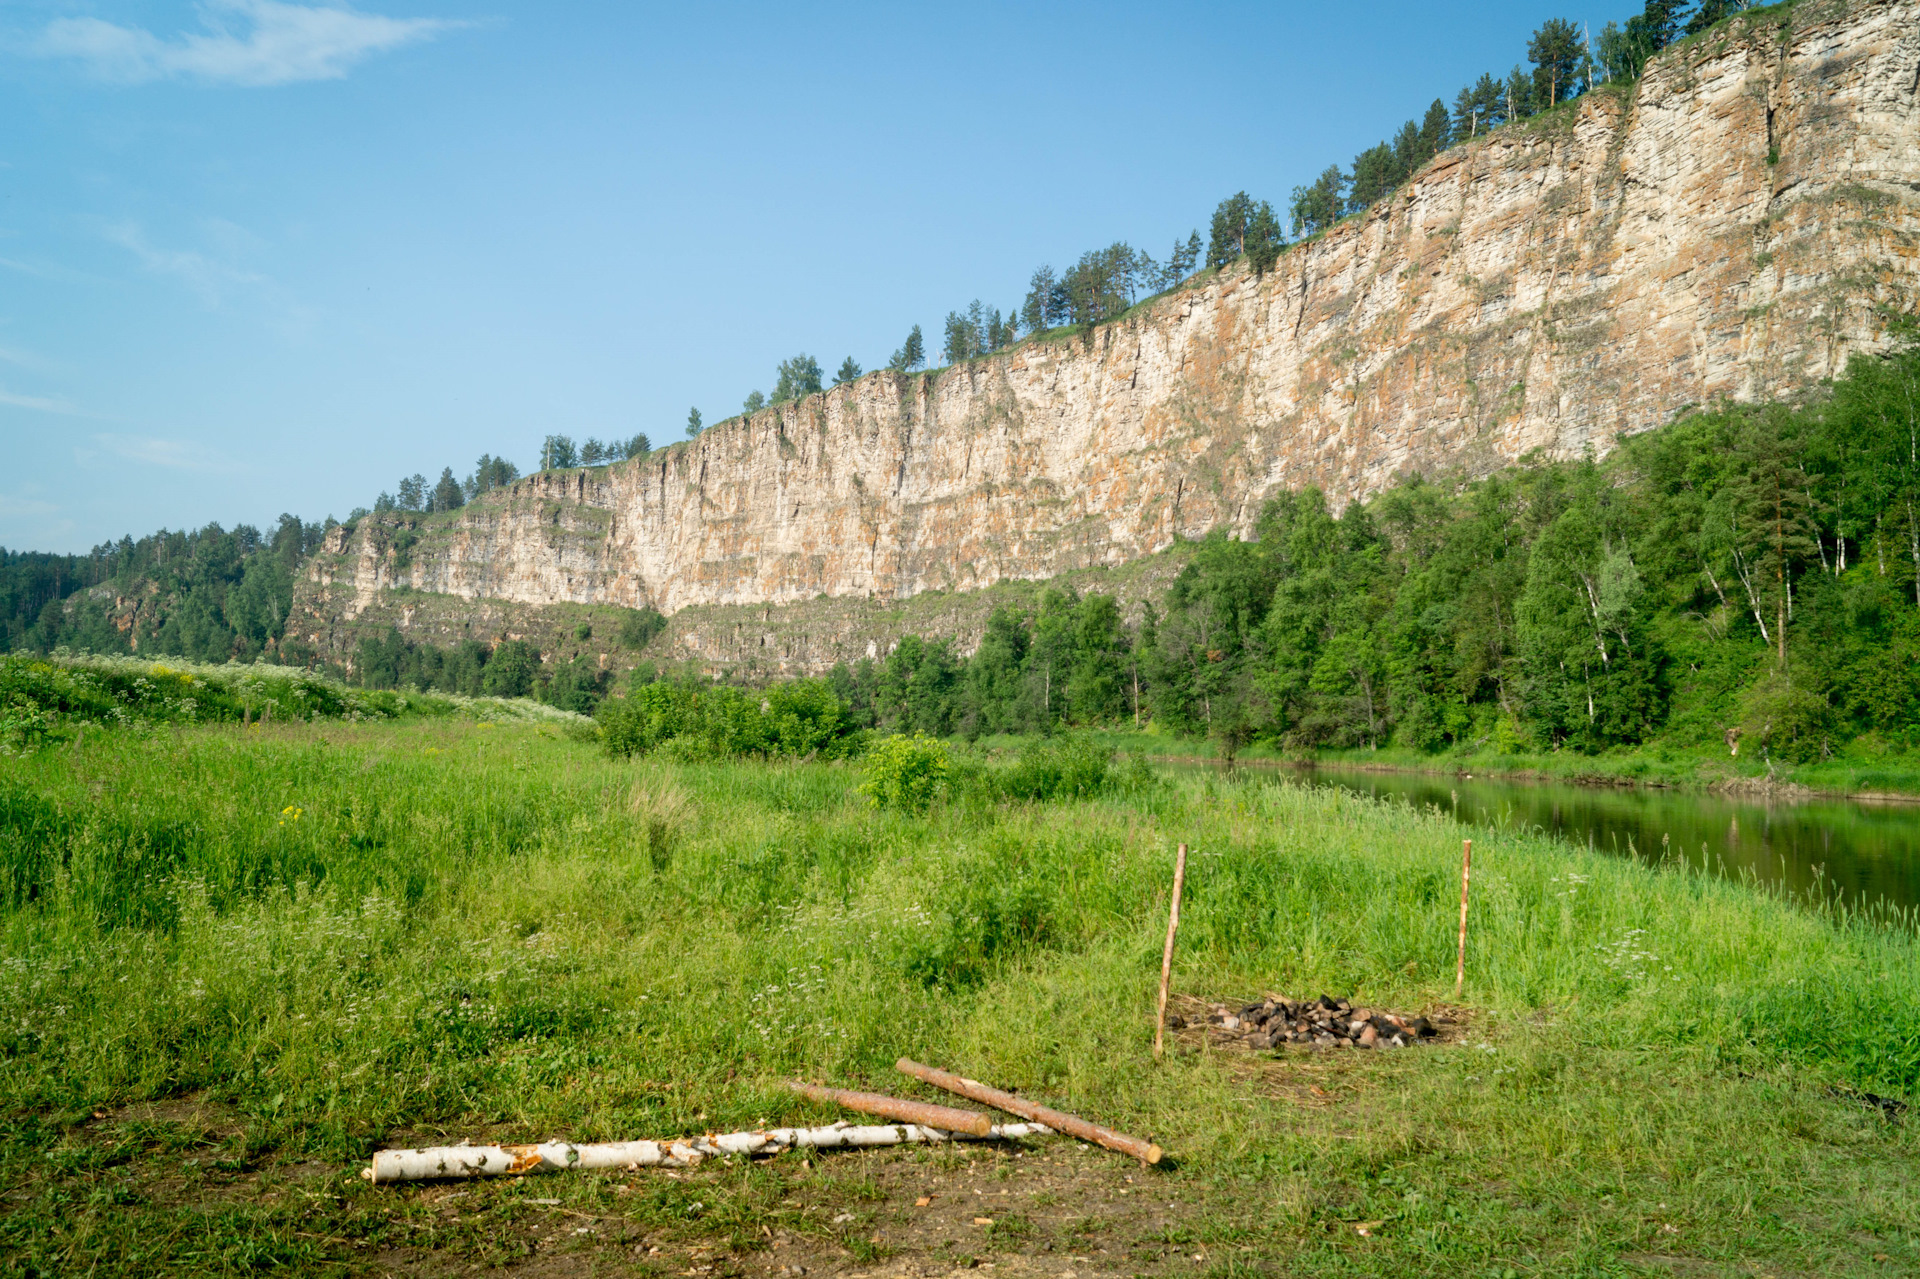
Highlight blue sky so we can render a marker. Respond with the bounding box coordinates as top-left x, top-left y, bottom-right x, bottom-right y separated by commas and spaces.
0, 0, 1640, 554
